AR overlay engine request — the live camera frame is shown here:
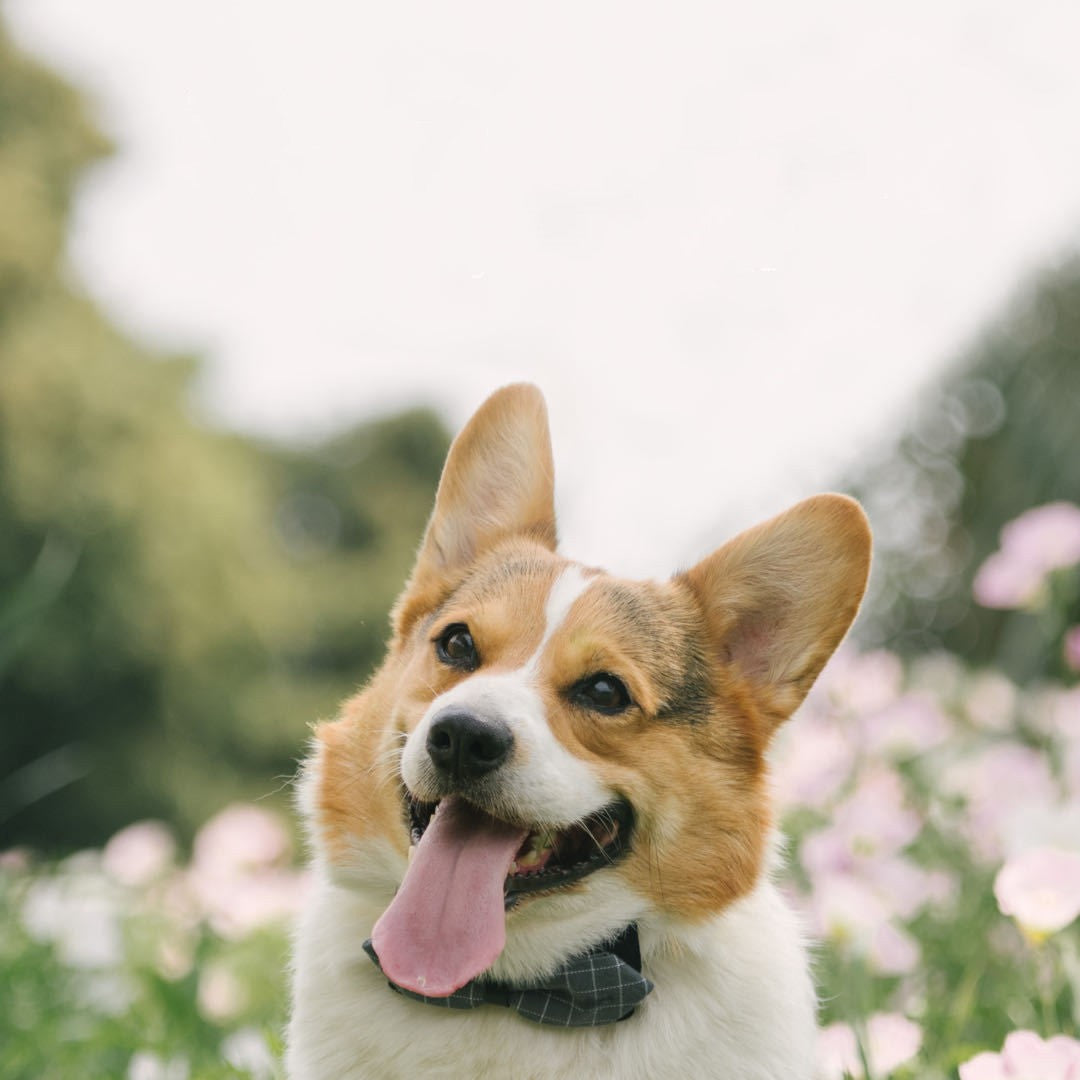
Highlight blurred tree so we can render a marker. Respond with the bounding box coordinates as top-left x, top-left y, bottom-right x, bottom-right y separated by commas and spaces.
0, 18, 449, 850
848, 253, 1080, 684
